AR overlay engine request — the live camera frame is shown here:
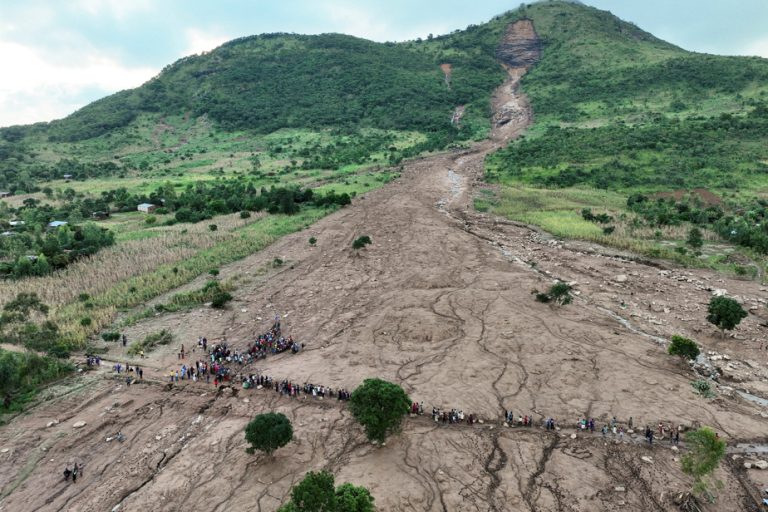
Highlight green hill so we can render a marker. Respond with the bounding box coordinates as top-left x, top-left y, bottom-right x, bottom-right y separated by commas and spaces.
482, 1, 768, 266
